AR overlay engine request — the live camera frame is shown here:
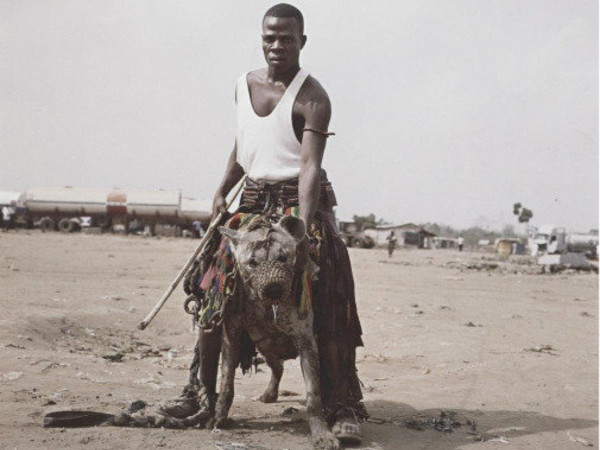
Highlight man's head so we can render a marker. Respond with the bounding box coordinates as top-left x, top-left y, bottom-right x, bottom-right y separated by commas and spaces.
262, 3, 306, 71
